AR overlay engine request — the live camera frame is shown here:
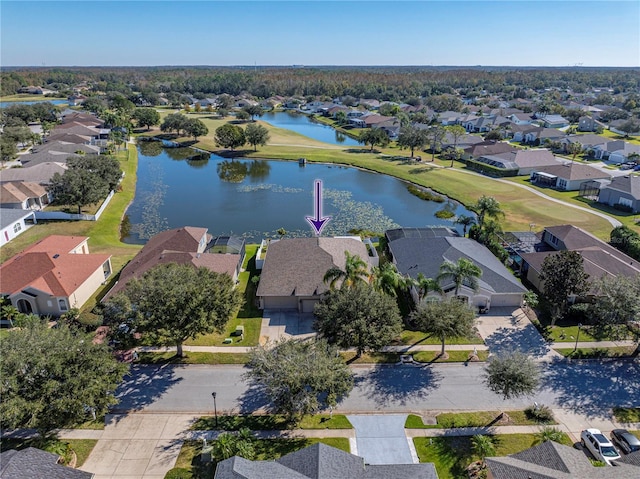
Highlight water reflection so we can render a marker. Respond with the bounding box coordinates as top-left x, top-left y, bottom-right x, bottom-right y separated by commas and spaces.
186, 153, 210, 169
138, 140, 164, 157
247, 160, 271, 181
217, 160, 248, 182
